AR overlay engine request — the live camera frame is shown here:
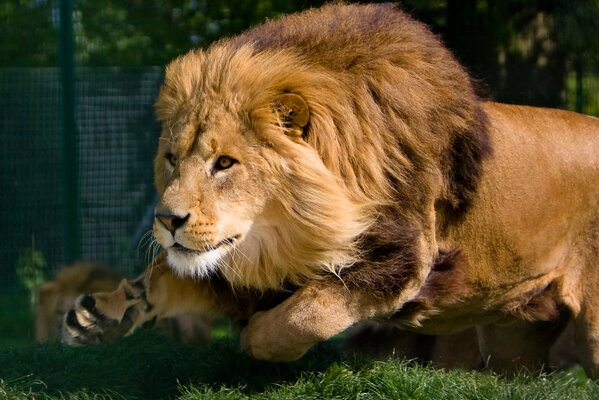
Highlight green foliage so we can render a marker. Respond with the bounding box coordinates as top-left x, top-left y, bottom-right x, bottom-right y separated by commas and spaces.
0, 0, 326, 67
555, 0, 599, 63
71, 0, 328, 66
0, 0, 57, 67
567, 73, 599, 116
2, 1, 598, 108
15, 238, 47, 312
